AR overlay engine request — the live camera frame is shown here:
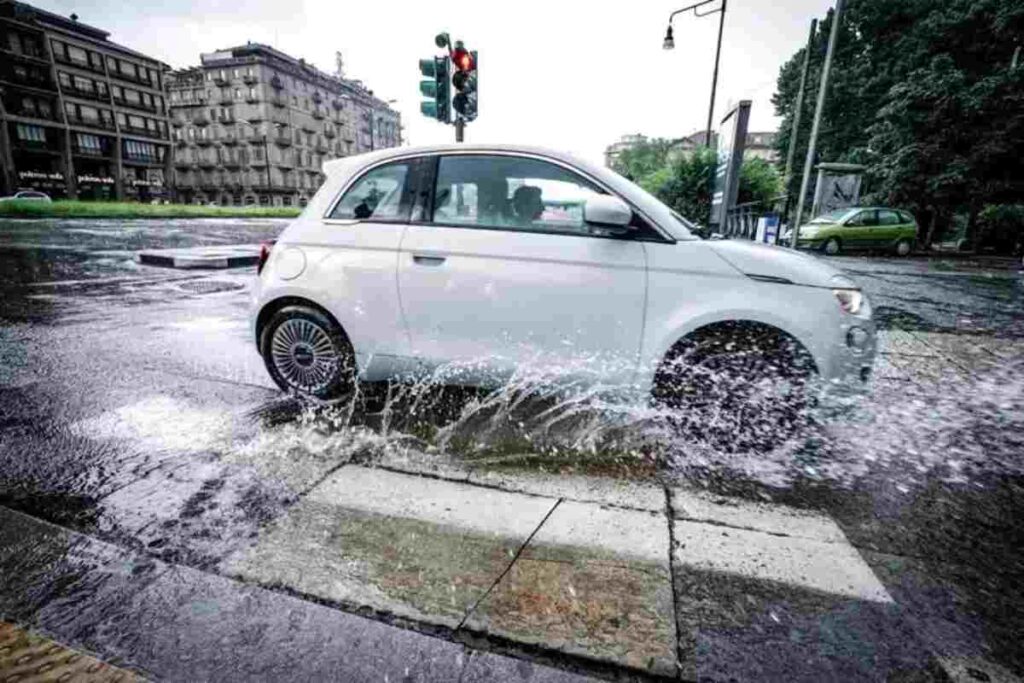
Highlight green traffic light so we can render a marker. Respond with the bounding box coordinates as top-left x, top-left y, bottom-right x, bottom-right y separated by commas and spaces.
419, 58, 437, 78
